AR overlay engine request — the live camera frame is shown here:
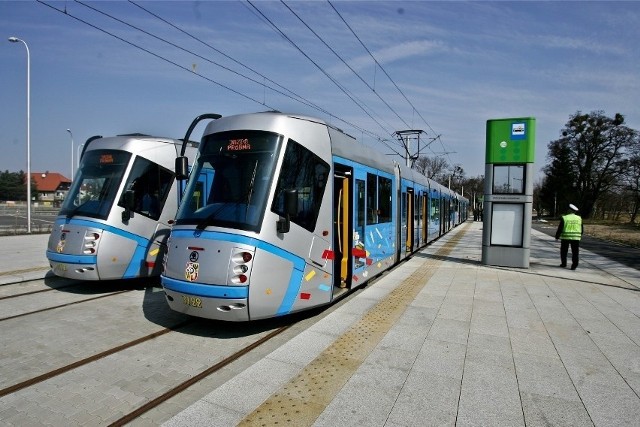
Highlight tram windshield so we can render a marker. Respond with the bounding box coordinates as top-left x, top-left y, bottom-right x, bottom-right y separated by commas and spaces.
175, 130, 282, 232
60, 150, 131, 220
